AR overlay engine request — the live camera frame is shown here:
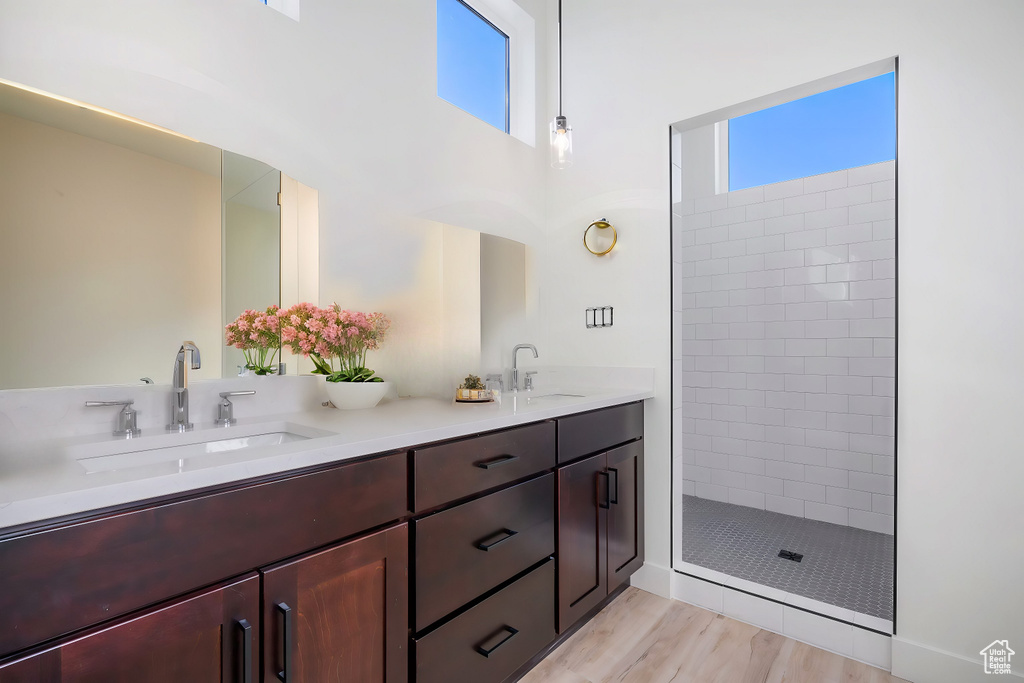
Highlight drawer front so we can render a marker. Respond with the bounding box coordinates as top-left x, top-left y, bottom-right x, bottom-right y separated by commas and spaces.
413, 421, 555, 511
415, 560, 555, 683
0, 451, 407, 658
557, 401, 643, 464
415, 474, 554, 631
